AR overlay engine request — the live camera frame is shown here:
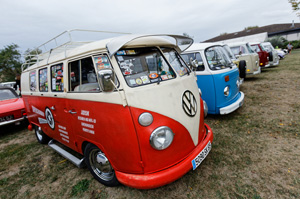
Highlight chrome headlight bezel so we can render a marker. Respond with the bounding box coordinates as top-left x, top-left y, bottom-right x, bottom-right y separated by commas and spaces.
224, 86, 229, 96
149, 126, 174, 150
